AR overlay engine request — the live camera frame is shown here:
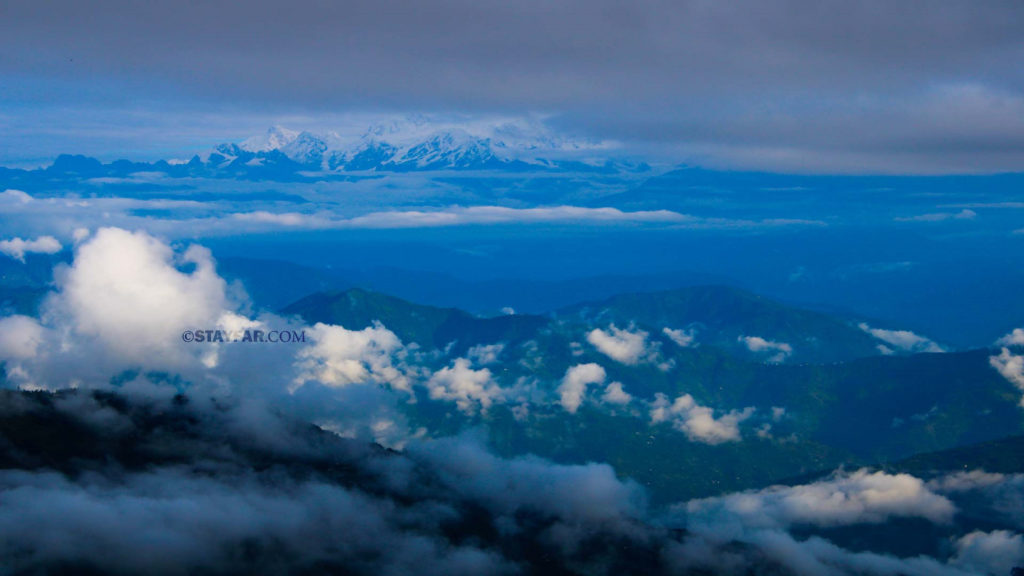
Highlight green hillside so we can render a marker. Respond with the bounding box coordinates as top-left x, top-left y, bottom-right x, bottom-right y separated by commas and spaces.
280, 288, 548, 352
556, 285, 889, 363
